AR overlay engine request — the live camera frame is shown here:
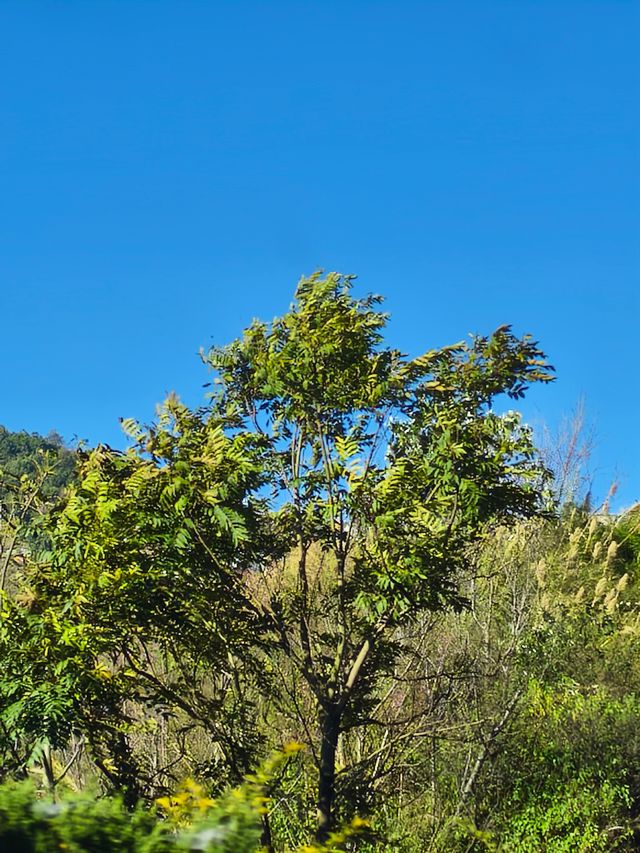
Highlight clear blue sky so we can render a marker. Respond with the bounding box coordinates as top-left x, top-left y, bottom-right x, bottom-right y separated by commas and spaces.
1, 1, 638, 509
